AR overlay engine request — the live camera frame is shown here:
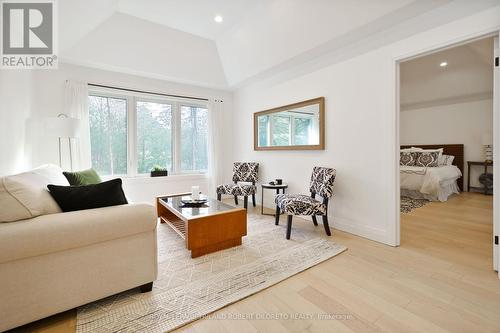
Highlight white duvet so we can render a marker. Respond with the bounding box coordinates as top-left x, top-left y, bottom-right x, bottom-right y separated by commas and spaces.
400, 165, 462, 199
